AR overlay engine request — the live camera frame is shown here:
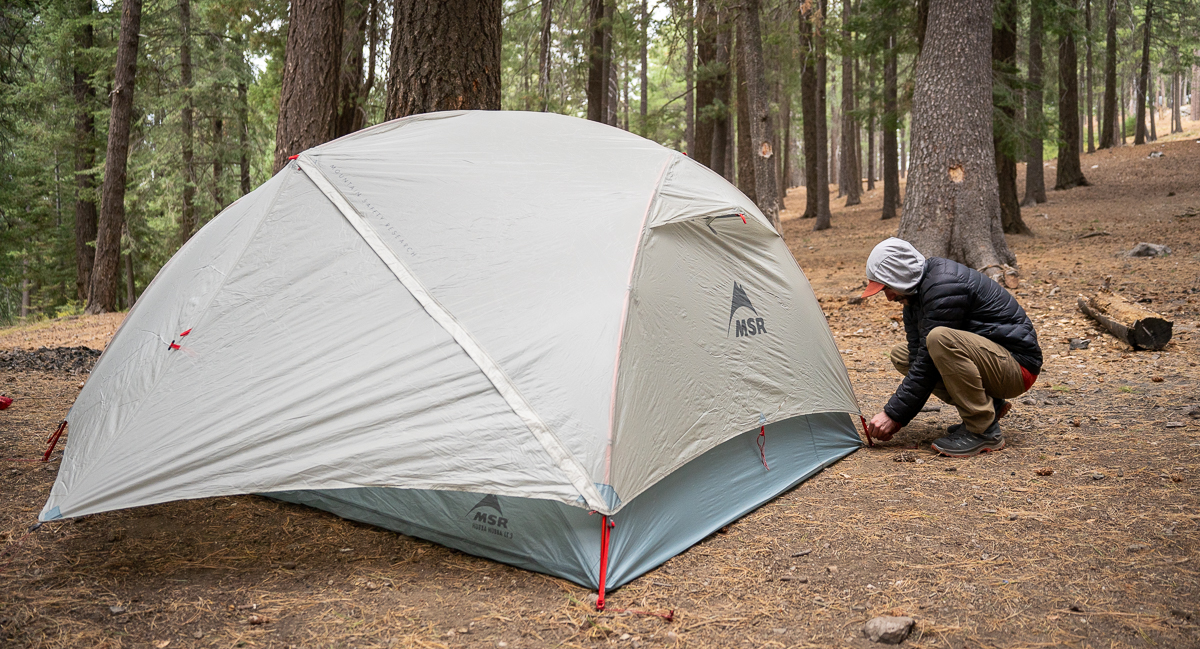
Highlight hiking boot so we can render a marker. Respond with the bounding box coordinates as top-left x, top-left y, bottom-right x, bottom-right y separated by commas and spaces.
931, 421, 1005, 457
944, 398, 1012, 436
